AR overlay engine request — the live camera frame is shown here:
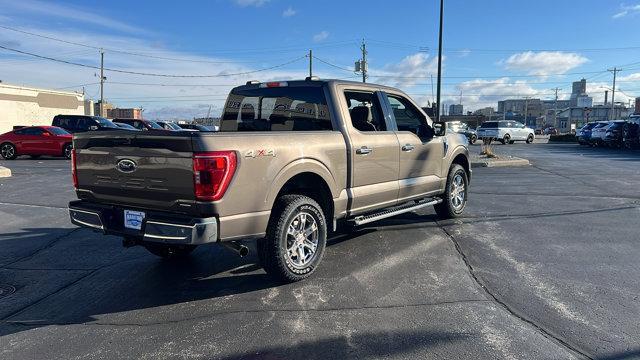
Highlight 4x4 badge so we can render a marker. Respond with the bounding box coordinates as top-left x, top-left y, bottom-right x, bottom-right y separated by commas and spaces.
244, 149, 276, 158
